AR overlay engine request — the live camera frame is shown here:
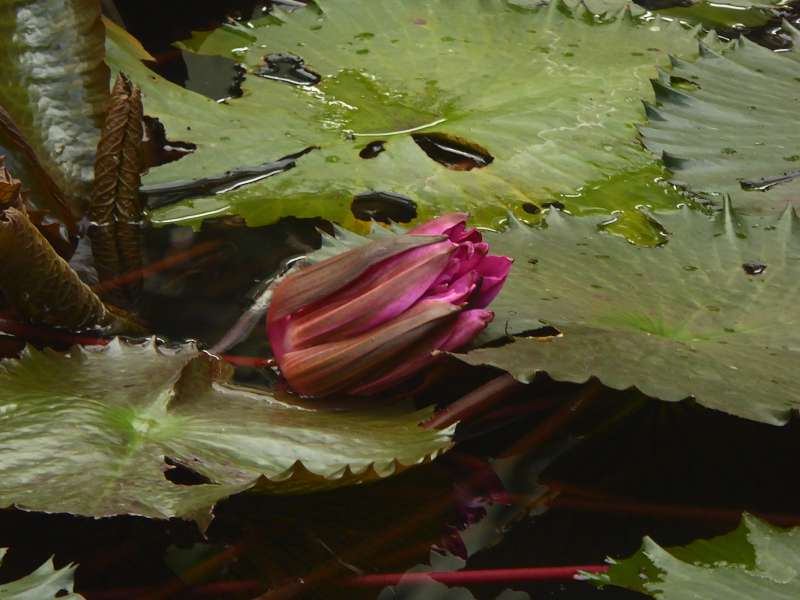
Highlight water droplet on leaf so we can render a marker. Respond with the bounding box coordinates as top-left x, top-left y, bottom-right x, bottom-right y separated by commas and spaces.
742, 261, 767, 275
359, 140, 386, 159
351, 191, 417, 223
411, 132, 493, 171
255, 53, 321, 85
